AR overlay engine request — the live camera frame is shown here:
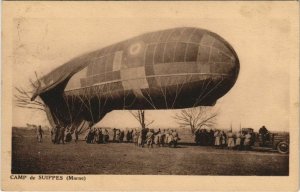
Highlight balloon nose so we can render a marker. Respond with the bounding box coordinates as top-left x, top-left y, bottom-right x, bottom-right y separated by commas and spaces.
198, 33, 239, 79
211, 34, 239, 78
